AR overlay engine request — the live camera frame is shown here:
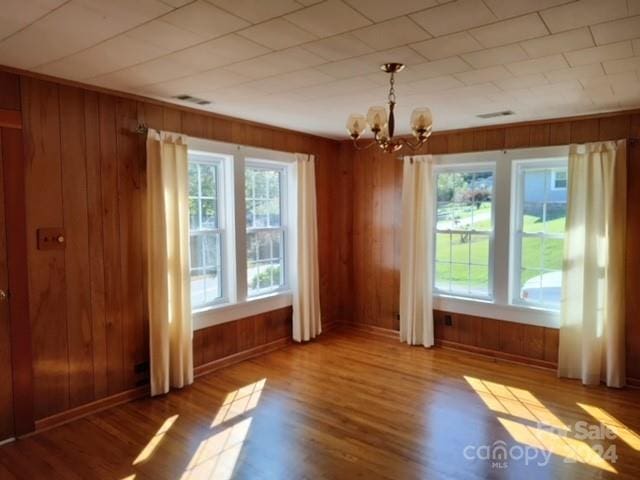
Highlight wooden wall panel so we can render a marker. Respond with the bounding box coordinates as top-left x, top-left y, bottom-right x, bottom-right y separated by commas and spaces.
347, 111, 640, 379
7, 70, 346, 427
0, 129, 14, 439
